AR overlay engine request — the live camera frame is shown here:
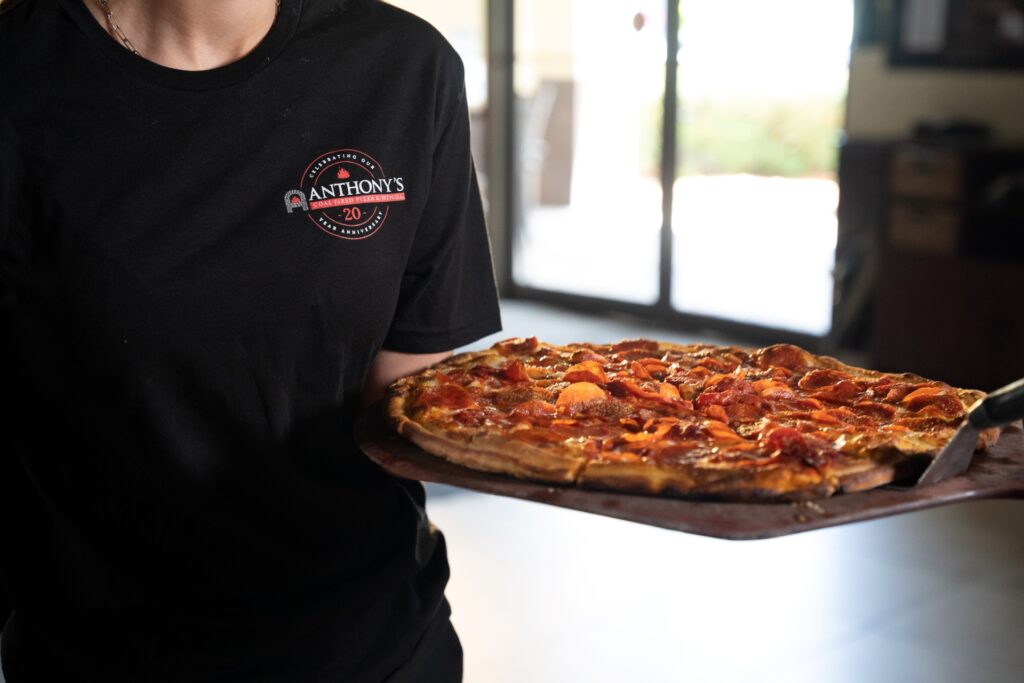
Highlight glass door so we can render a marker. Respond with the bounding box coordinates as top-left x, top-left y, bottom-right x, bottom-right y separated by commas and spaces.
670, 0, 853, 336
407, 0, 855, 342
511, 0, 667, 304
